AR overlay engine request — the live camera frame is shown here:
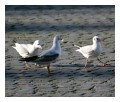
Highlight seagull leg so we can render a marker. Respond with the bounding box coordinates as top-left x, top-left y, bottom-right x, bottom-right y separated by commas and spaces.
84, 59, 88, 68
47, 65, 51, 75
24, 61, 30, 68
97, 57, 110, 66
